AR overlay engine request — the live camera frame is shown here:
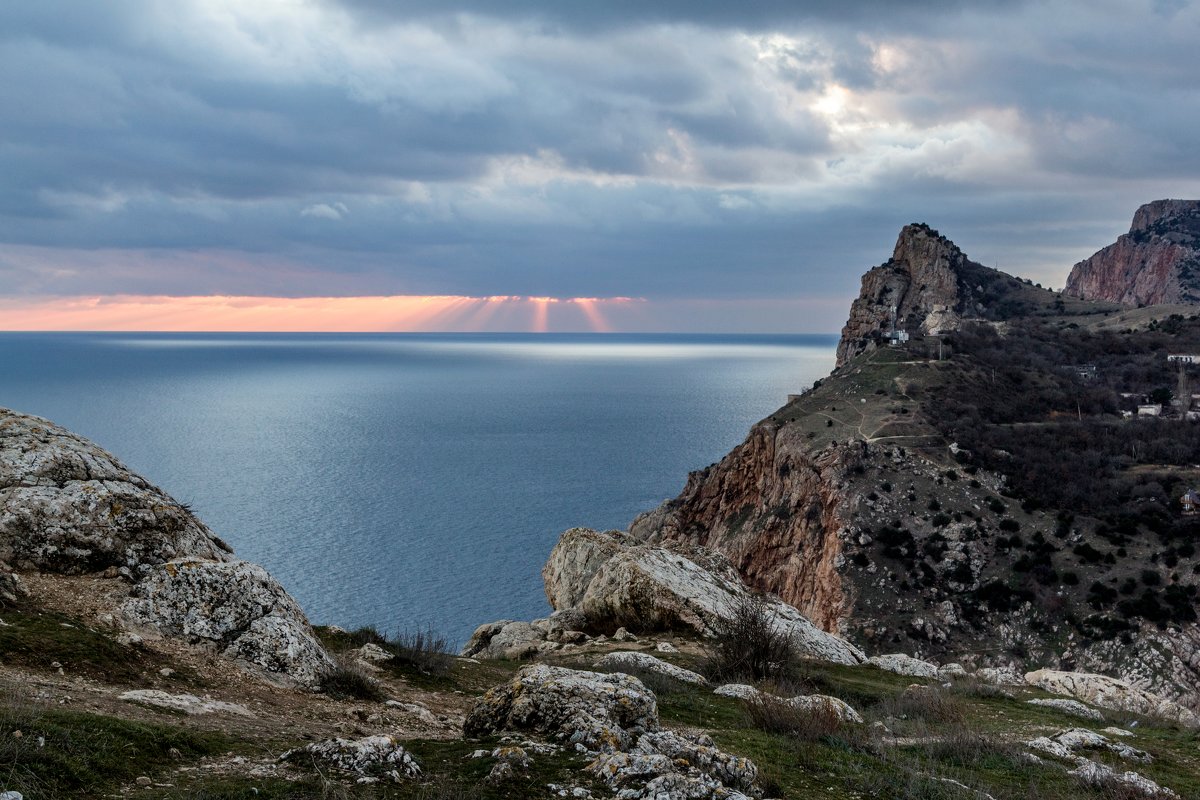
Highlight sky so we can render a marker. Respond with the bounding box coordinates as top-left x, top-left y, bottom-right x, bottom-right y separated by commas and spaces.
2, 0, 1200, 332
